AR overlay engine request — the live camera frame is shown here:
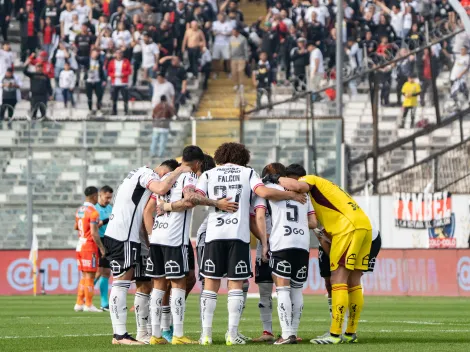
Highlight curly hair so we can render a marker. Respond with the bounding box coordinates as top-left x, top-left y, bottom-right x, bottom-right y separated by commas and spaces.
261, 163, 286, 177
213, 143, 251, 166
